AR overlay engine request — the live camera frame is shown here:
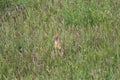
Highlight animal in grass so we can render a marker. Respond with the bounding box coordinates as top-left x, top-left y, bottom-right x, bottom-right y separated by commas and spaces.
53, 34, 64, 57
